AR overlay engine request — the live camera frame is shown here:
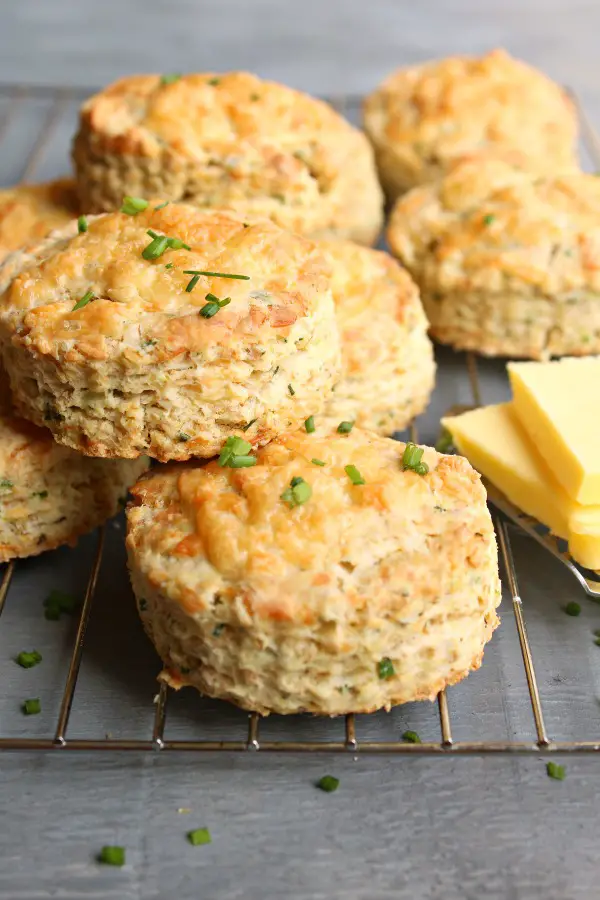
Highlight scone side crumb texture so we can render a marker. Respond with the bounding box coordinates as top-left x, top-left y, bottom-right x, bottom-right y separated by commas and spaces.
363, 48, 578, 198
0, 204, 341, 461
321, 240, 435, 434
0, 178, 80, 264
72, 71, 383, 246
126, 424, 501, 715
388, 160, 600, 359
